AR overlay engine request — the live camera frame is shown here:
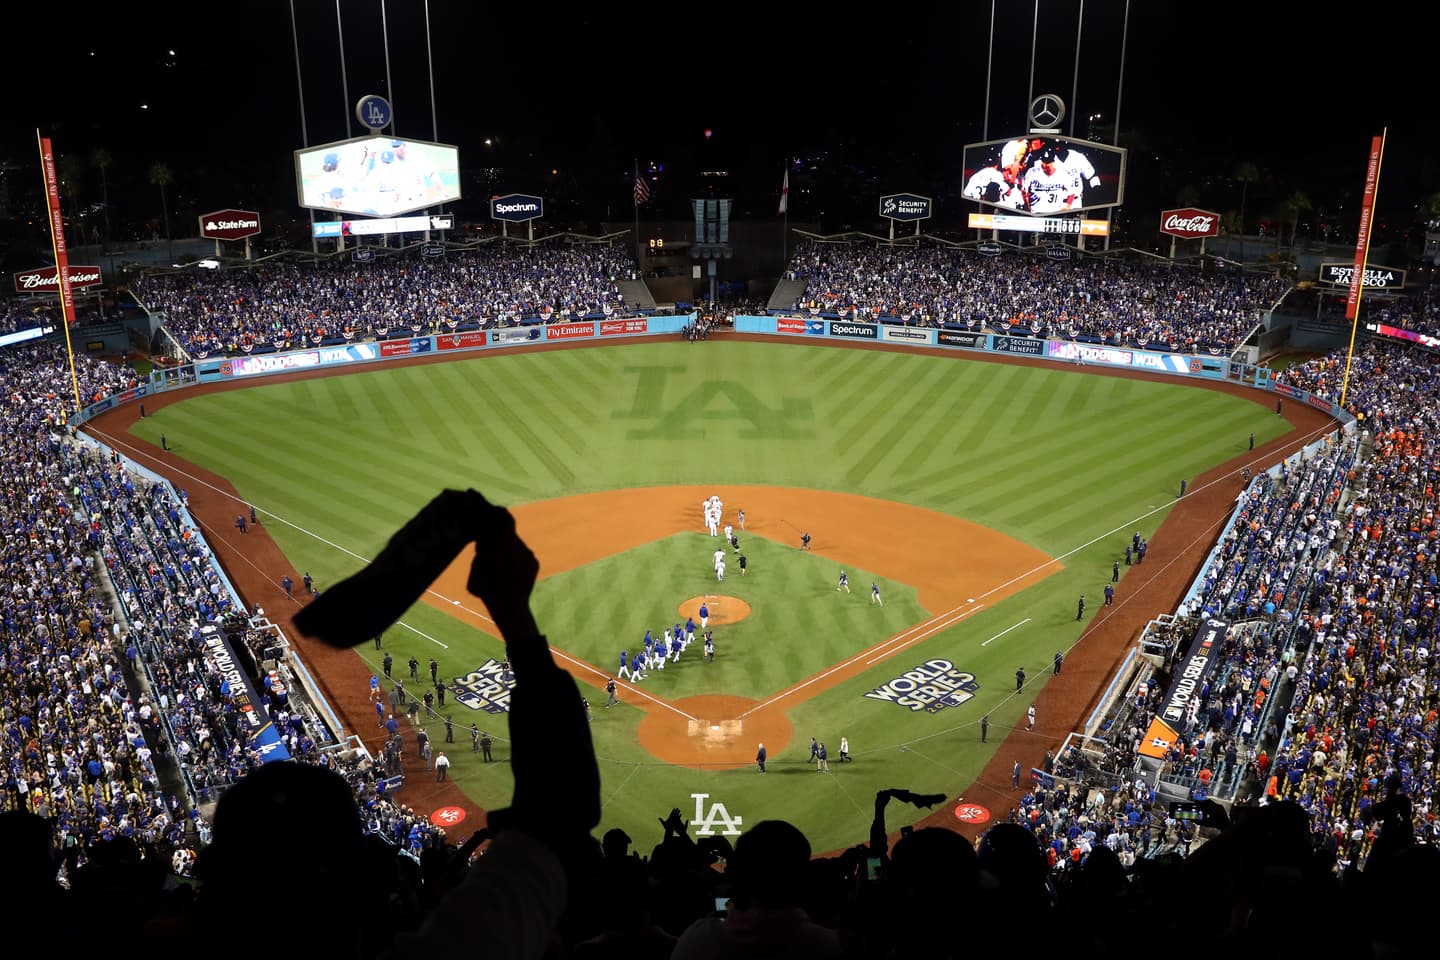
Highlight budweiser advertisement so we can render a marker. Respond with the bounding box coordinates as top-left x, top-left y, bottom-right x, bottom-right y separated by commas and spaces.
199, 209, 262, 241
1158, 208, 1220, 239
14, 265, 104, 294
599, 318, 648, 336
